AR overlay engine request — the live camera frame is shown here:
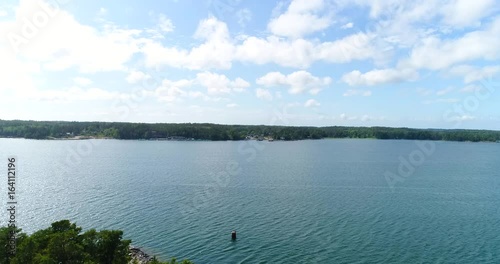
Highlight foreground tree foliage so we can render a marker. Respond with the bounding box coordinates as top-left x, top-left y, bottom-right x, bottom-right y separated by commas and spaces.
1, 119, 500, 142
0, 220, 193, 264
